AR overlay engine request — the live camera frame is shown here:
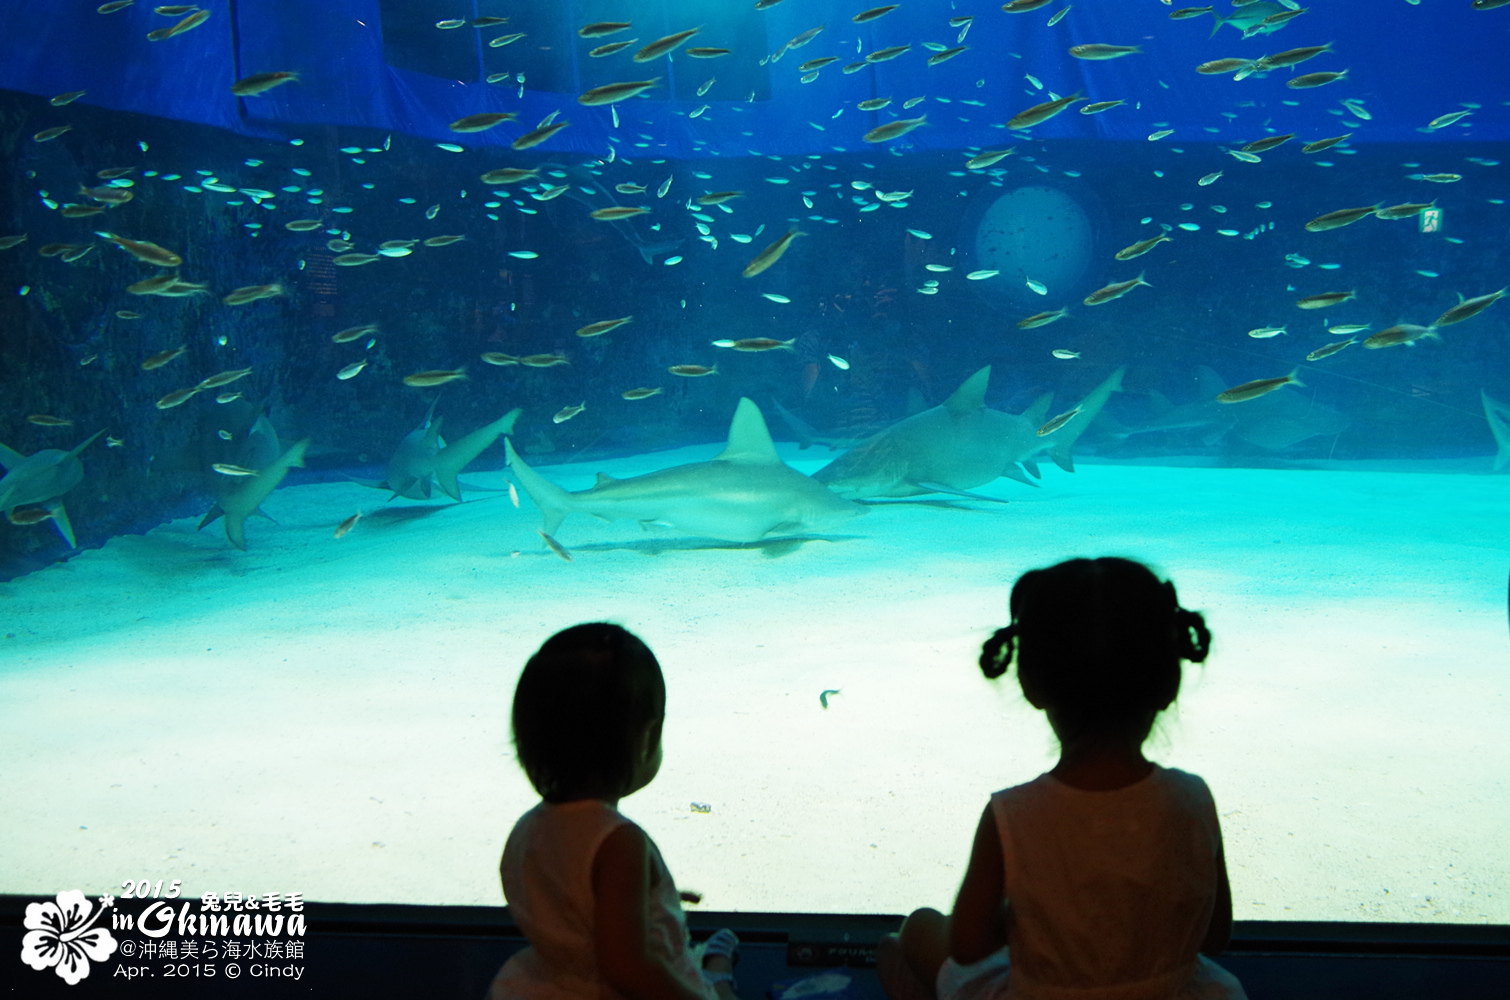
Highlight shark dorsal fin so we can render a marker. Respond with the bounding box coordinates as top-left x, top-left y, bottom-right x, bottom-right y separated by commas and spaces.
714, 398, 782, 464
1194, 366, 1228, 401
0, 441, 24, 470
943, 367, 991, 417
595, 472, 619, 487
1022, 393, 1054, 425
